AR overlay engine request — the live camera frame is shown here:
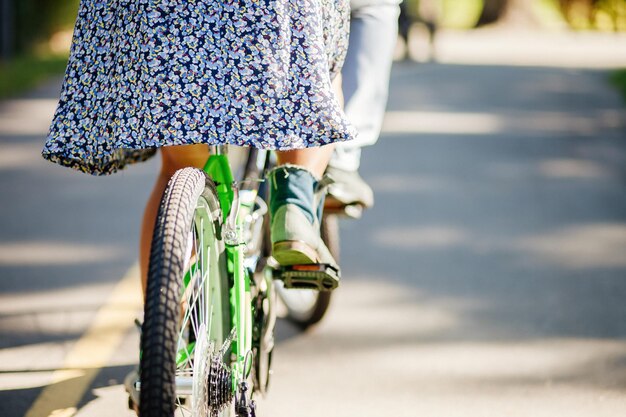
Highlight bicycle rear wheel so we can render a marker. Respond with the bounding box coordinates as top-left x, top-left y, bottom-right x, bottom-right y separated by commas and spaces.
140, 168, 232, 417
276, 213, 339, 328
